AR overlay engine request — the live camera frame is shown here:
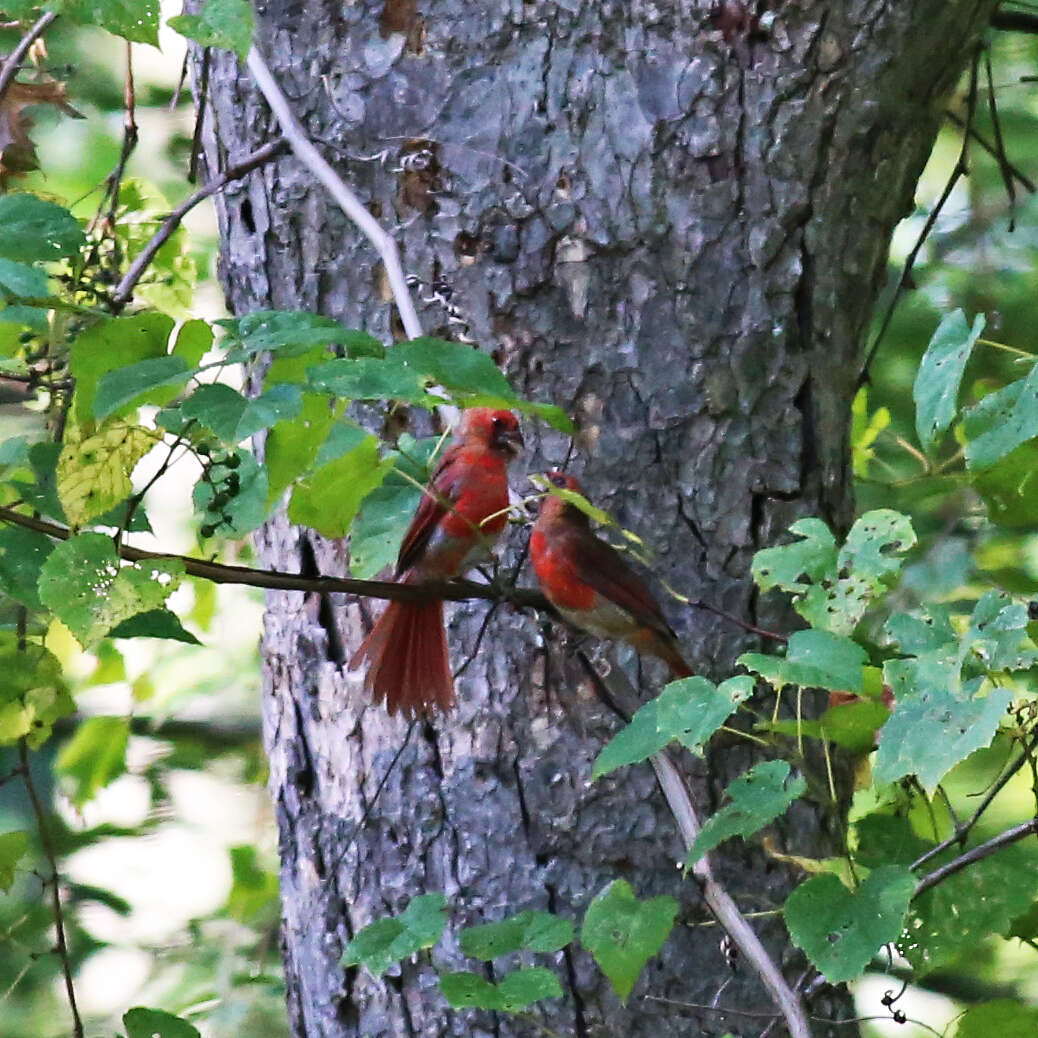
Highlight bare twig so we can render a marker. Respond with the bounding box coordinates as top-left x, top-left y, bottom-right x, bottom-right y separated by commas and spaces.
687, 597, 787, 642
913, 817, 1038, 898
944, 109, 1035, 192
859, 47, 981, 387
18, 741, 83, 1038
0, 10, 57, 105
577, 655, 811, 1038
188, 48, 210, 184
0, 503, 551, 611
110, 137, 288, 310
983, 47, 1017, 229
910, 739, 1033, 871
245, 45, 423, 340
